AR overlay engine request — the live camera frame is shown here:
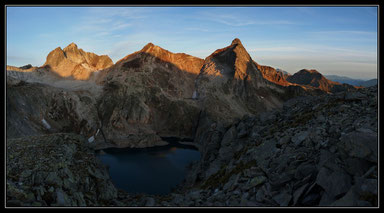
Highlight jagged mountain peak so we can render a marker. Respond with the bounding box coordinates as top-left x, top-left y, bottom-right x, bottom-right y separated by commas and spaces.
203, 38, 255, 81
43, 43, 113, 80
138, 42, 176, 58
65, 42, 78, 48
141, 42, 156, 51
208, 38, 248, 58
62, 42, 81, 54
231, 38, 243, 46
